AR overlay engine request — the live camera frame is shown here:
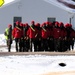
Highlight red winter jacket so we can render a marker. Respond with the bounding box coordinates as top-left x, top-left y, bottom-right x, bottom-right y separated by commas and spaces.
27, 26, 38, 39
36, 28, 41, 39
12, 27, 22, 38
53, 27, 61, 39
41, 28, 49, 39
60, 29, 67, 38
